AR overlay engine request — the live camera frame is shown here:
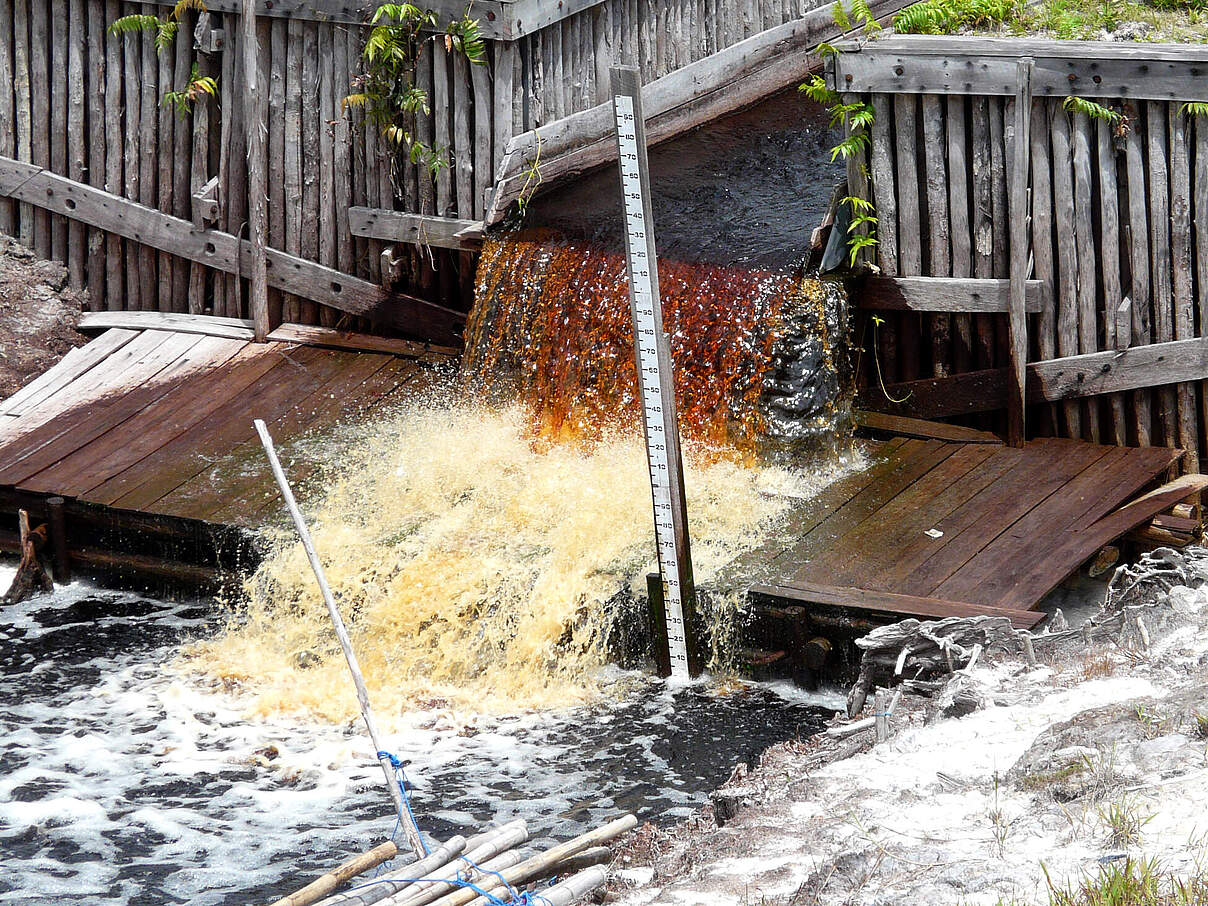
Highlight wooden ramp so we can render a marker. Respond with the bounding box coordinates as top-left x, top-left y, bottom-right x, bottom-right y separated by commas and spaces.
743, 437, 1192, 630
0, 326, 435, 580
